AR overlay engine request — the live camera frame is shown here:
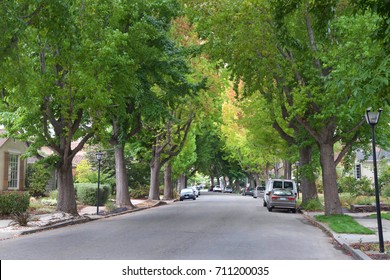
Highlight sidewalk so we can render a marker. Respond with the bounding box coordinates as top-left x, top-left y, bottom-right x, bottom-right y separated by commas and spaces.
302, 211, 390, 260
0, 199, 172, 241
